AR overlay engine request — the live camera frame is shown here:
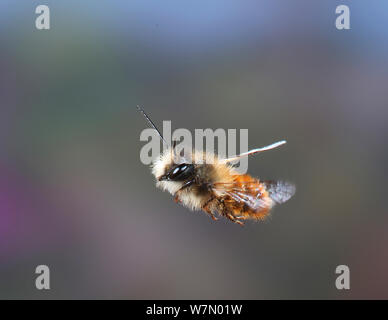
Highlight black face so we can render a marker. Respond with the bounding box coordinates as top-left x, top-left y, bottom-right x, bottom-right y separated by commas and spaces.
159, 163, 195, 182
